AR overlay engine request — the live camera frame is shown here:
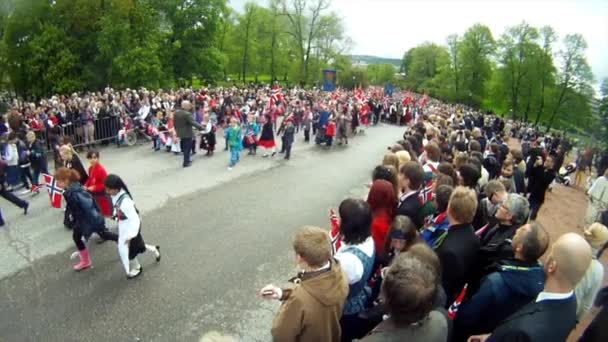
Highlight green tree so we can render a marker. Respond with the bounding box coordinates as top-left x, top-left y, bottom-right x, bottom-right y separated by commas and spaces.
404, 43, 449, 92
459, 24, 495, 106
367, 64, 396, 85
496, 22, 539, 119
280, 0, 331, 84
533, 26, 558, 125
547, 33, 594, 130
599, 78, 608, 146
